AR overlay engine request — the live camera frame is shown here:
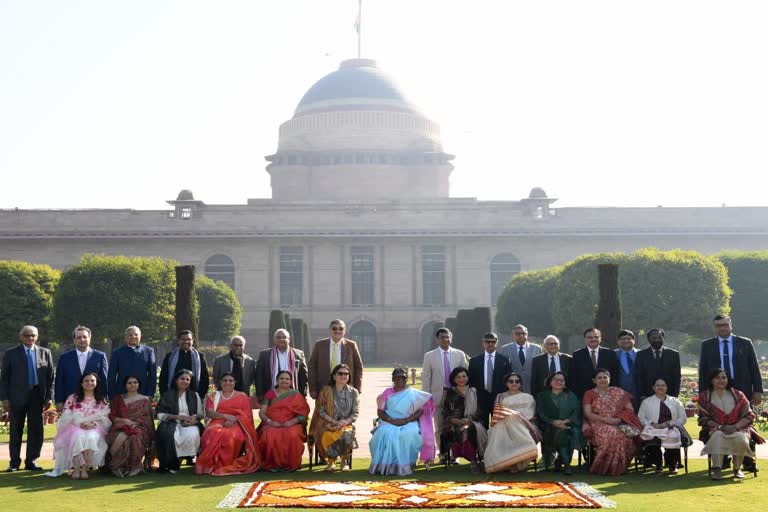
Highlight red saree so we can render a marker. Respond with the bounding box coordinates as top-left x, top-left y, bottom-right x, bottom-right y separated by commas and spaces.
107, 395, 154, 477
195, 391, 260, 475
583, 387, 641, 476
257, 389, 310, 471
